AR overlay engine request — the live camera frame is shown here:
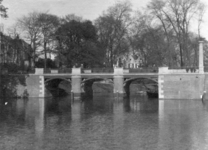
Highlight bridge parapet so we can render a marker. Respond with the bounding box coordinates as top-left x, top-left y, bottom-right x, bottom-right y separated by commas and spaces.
159, 67, 199, 74
36, 67, 160, 74
90, 68, 114, 73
